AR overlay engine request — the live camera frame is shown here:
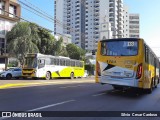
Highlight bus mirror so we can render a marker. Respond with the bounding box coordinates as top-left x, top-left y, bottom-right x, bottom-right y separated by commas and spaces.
38, 59, 45, 65
38, 60, 41, 64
